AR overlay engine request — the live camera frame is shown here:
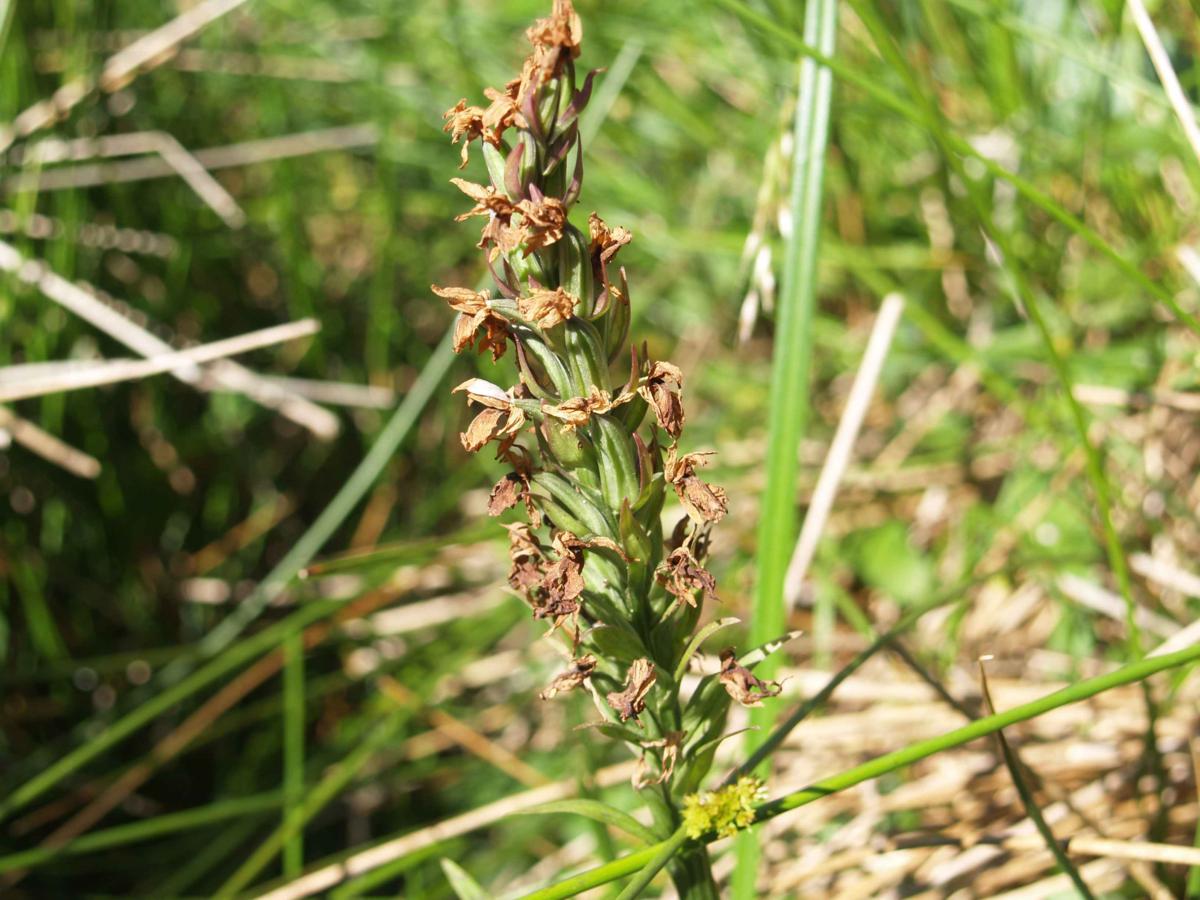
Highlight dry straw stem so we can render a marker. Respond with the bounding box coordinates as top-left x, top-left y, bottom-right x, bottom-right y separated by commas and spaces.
0, 208, 177, 257
0, 405, 101, 478
0, 0, 251, 153
377, 676, 550, 788
4, 124, 379, 194
1055, 574, 1178, 640
254, 761, 638, 900
0, 238, 339, 438
1126, 0, 1200, 168
783, 292, 904, 608
0, 318, 321, 403
18, 131, 247, 227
